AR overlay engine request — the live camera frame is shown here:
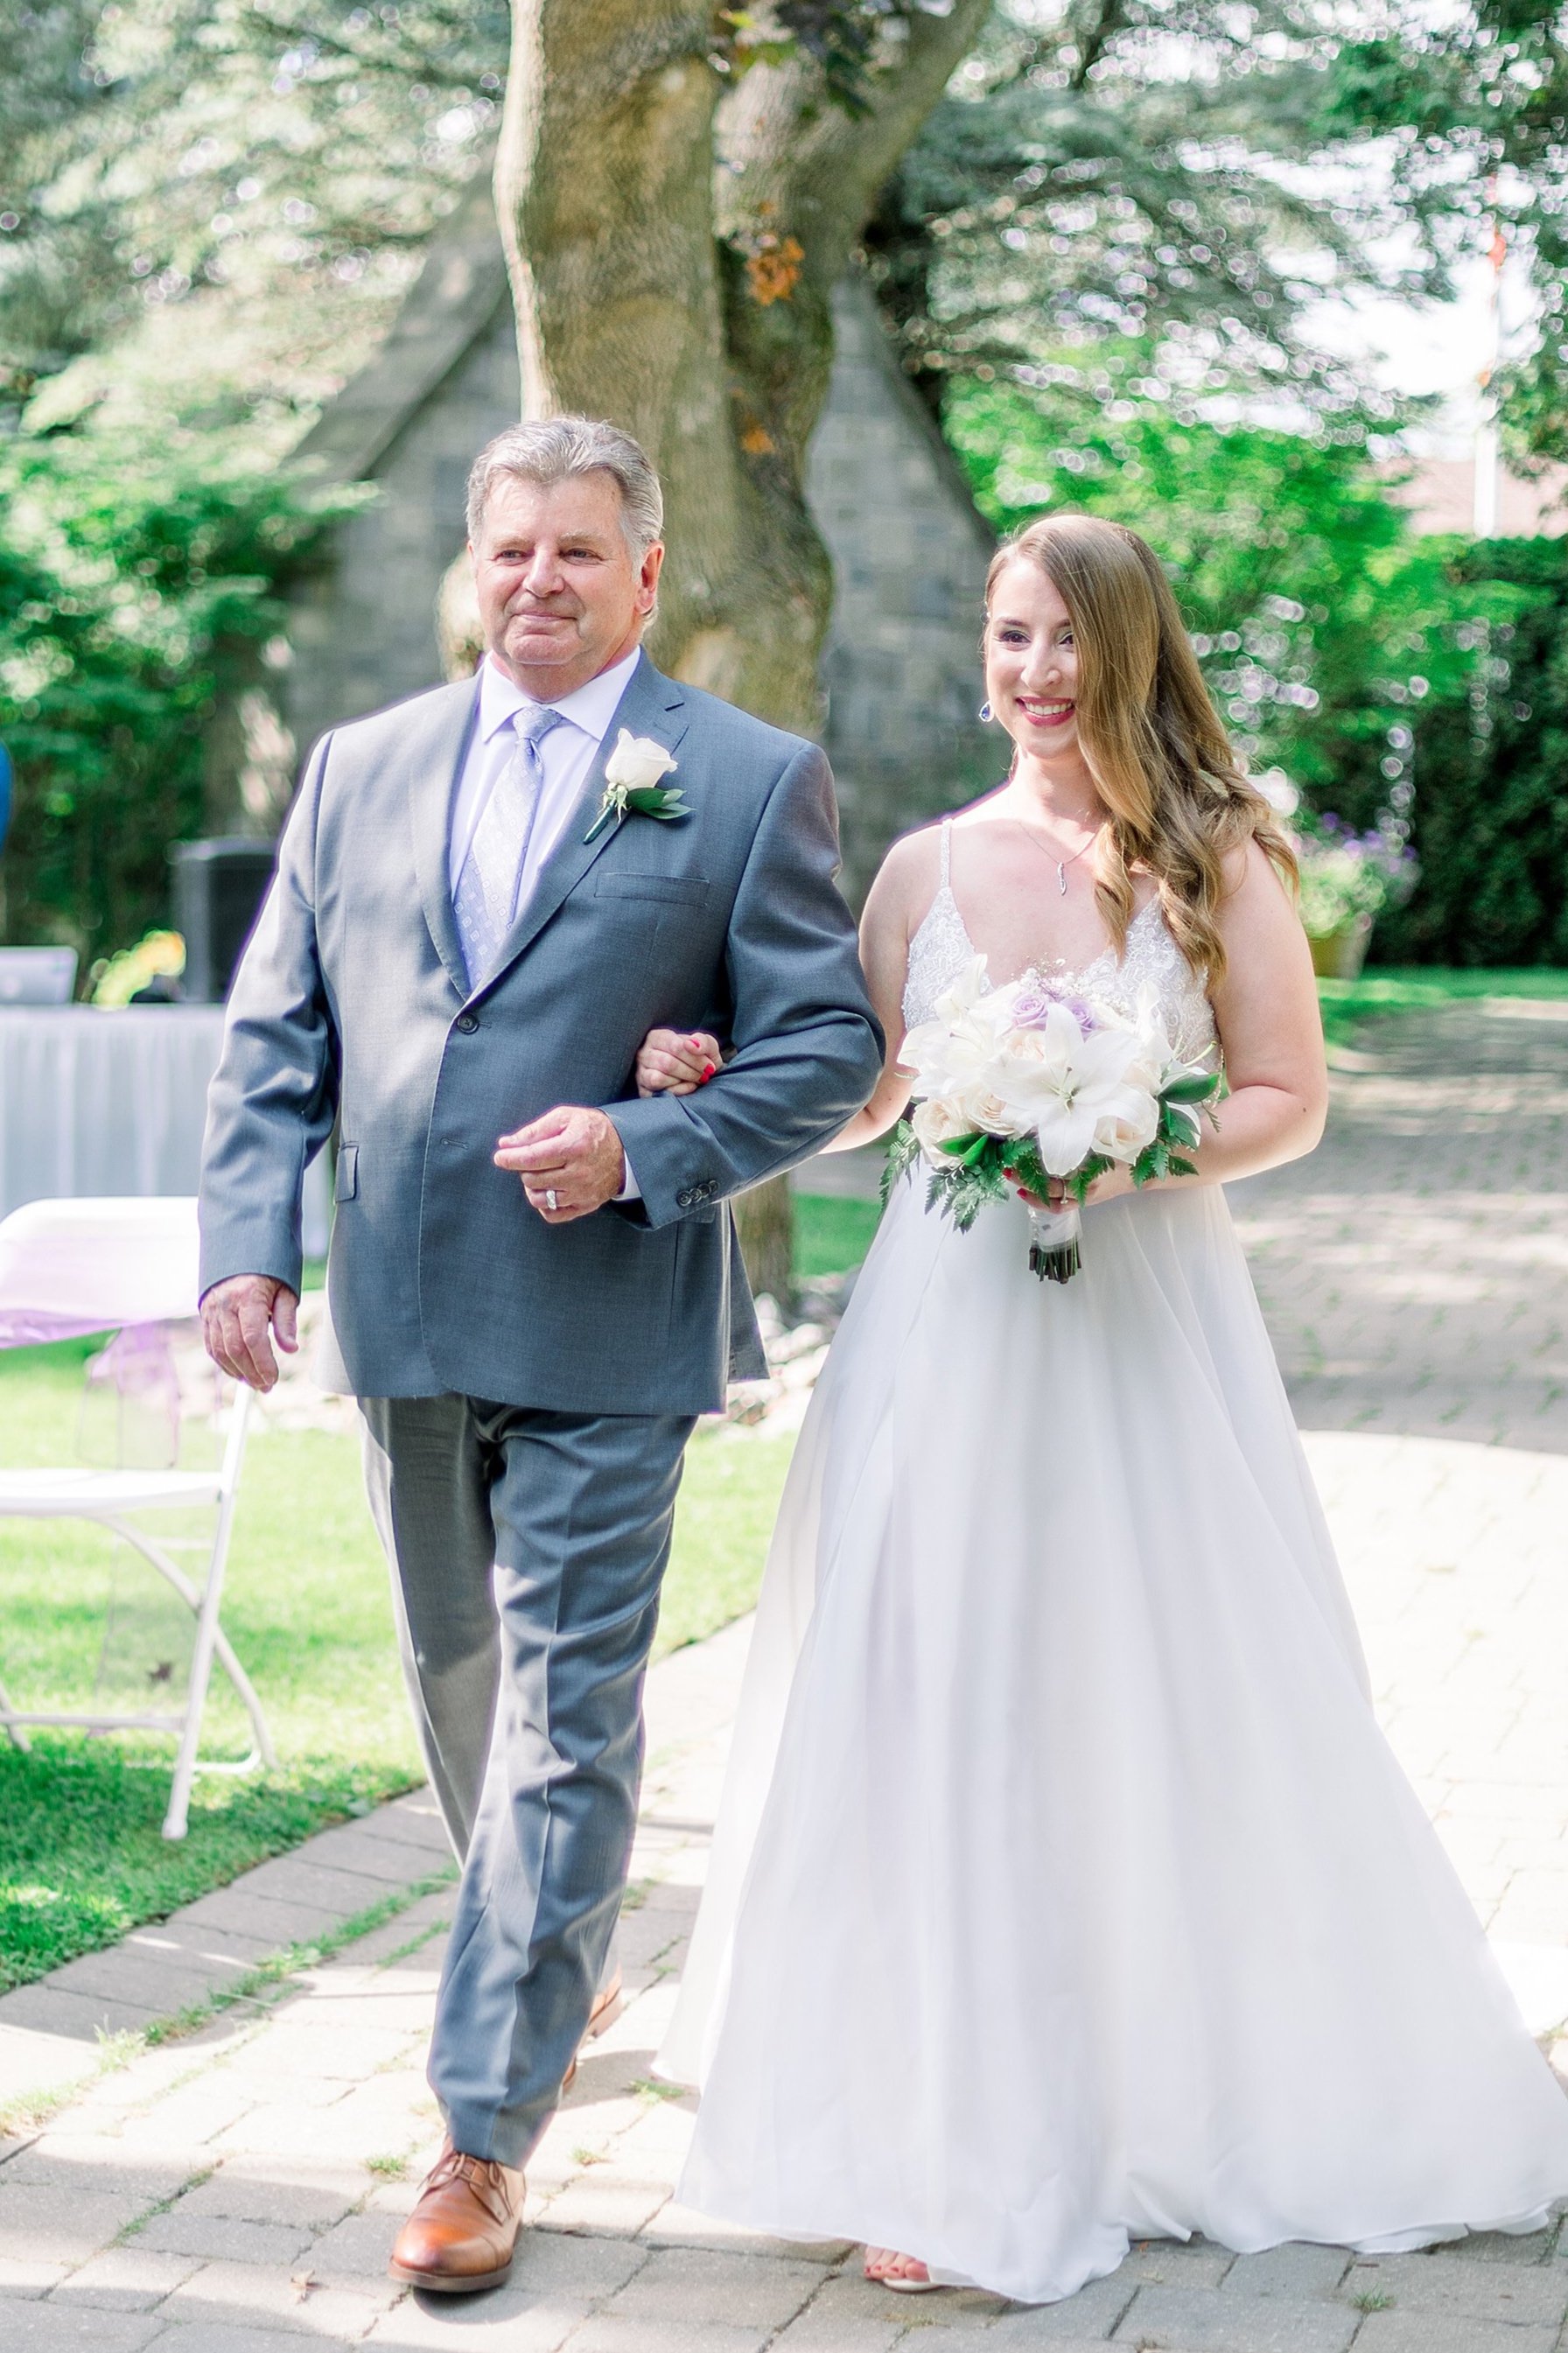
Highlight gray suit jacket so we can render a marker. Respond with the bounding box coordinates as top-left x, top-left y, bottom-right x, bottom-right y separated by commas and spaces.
198, 652, 884, 1416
